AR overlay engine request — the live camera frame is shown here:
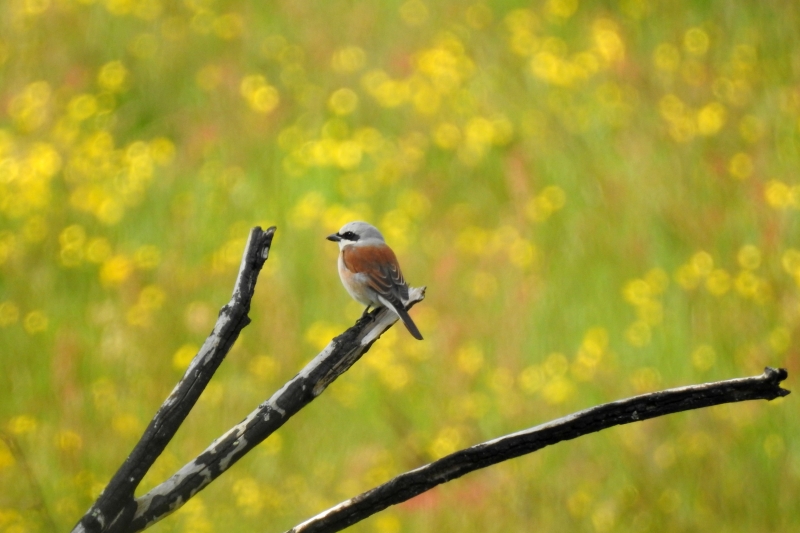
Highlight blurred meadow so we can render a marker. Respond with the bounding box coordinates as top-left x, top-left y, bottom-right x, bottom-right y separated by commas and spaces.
1, 0, 799, 531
